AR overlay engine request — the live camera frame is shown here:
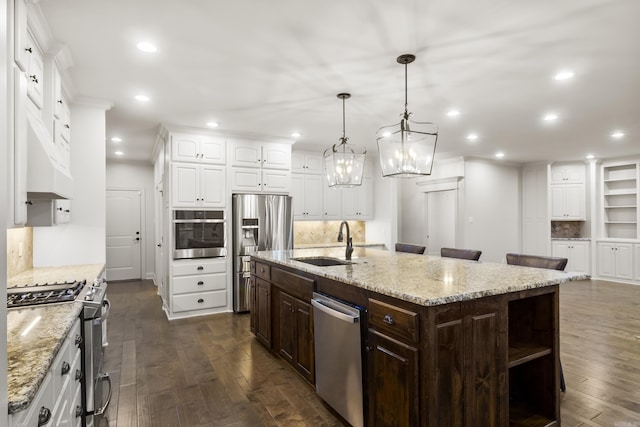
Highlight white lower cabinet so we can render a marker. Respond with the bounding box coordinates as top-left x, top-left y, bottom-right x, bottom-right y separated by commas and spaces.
171, 258, 227, 316
551, 240, 591, 275
9, 318, 82, 427
597, 242, 633, 280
